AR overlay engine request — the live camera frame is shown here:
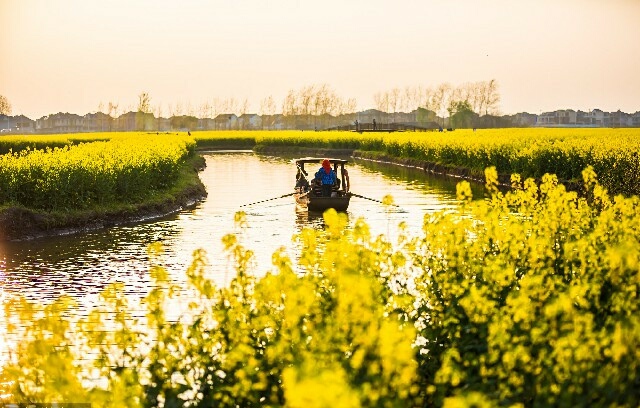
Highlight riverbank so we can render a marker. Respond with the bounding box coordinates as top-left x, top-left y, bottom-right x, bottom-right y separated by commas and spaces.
0, 155, 207, 241
254, 144, 583, 192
